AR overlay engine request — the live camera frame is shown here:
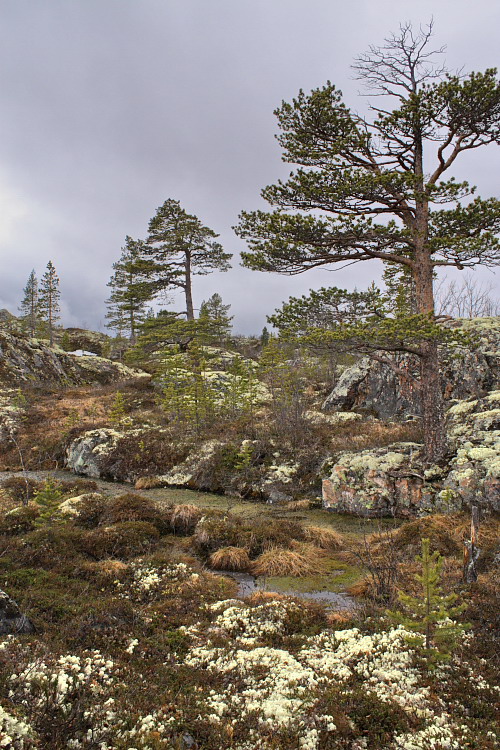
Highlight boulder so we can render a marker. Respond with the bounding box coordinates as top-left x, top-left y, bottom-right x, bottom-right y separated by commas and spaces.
0, 589, 35, 634
322, 442, 433, 517
66, 429, 125, 479
323, 317, 500, 420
